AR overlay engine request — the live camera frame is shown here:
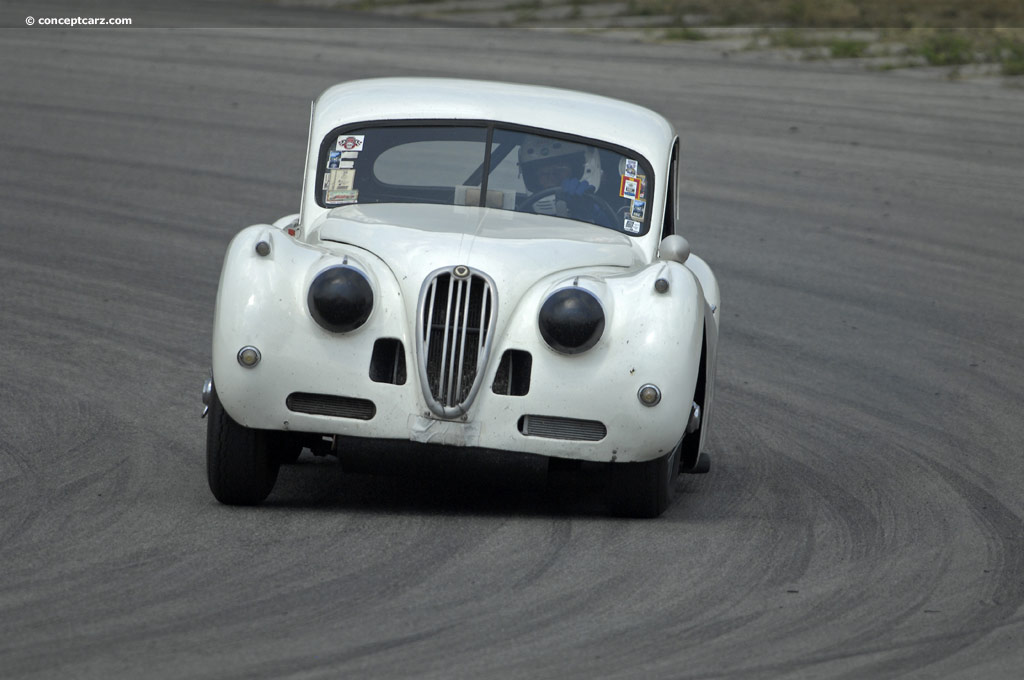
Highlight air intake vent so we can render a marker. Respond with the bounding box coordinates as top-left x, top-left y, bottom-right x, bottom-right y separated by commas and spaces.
286, 393, 376, 420
492, 350, 532, 396
417, 267, 497, 418
369, 338, 406, 385
518, 415, 607, 441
